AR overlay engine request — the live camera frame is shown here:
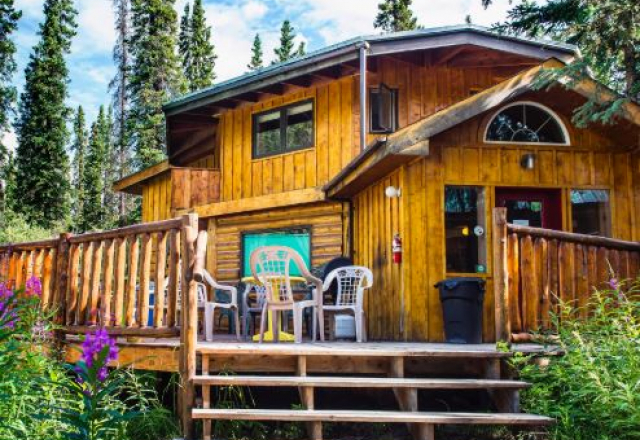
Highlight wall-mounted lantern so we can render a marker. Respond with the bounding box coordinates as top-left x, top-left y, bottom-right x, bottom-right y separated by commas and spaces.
520, 153, 536, 170
385, 186, 401, 198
